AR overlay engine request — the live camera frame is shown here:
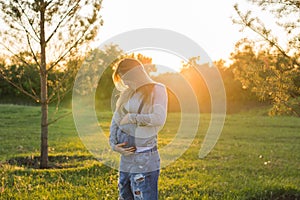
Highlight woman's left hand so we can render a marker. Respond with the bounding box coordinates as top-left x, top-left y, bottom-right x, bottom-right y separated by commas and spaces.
114, 142, 136, 156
